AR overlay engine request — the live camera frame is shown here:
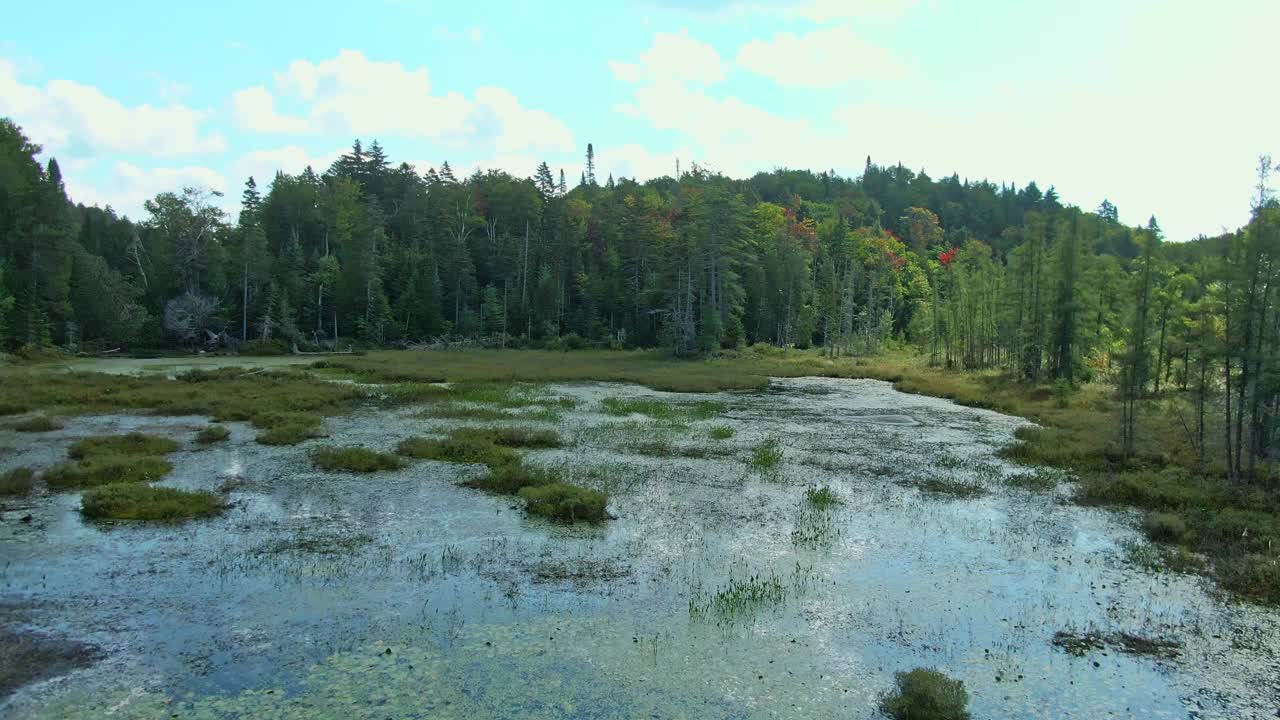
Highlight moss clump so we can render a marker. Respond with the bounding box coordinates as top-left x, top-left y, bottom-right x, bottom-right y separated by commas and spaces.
518, 482, 608, 523
43, 455, 174, 490
396, 435, 518, 466
80, 484, 223, 521
11, 415, 63, 432
195, 425, 231, 444
68, 432, 179, 460
311, 446, 406, 473
880, 668, 971, 720
708, 425, 735, 440
0, 467, 35, 495
465, 460, 558, 495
